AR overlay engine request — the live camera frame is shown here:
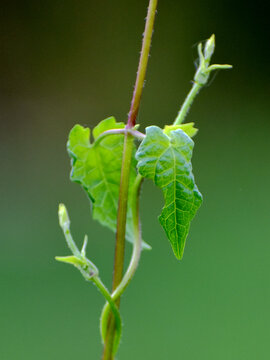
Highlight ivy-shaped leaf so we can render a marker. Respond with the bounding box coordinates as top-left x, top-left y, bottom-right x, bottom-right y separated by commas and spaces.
67, 117, 150, 248
136, 126, 202, 259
